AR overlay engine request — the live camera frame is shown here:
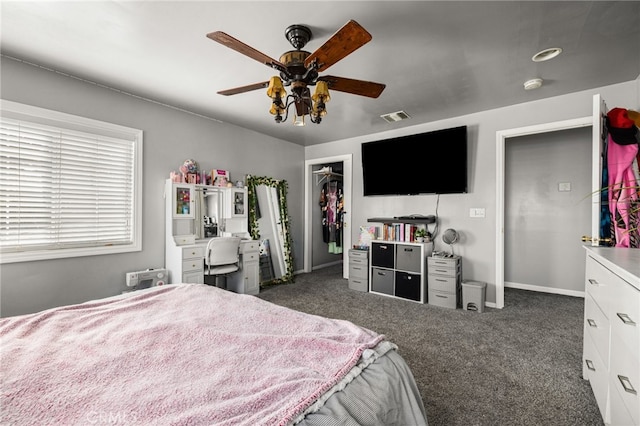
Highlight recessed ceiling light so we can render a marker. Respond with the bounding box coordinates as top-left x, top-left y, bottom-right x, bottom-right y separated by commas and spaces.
524, 78, 543, 90
532, 47, 562, 62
